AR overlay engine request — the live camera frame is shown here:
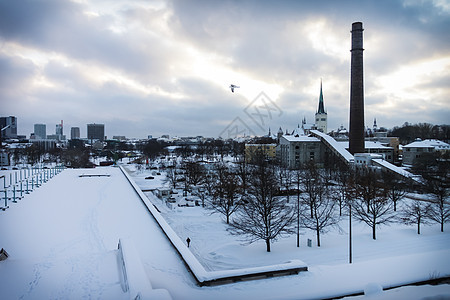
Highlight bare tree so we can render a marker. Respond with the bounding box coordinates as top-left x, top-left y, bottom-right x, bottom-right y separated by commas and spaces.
333, 165, 352, 216
235, 157, 248, 195
352, 169, 396, 240
382, 171, 408, 212
427, 179, 450, 232
400, 200, 431, 234
413, 151, 450, 232
184, 160, 205, 187
292, 169, 302, 247
279, 166, 293, 203
202, 170, 216, 200
230, 154, 295, 252
164, 165, 178, 189
299, 163, 339, 247
300, 161, 320, 219
208, 168, 241, 224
